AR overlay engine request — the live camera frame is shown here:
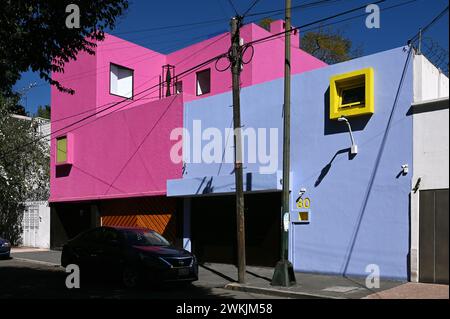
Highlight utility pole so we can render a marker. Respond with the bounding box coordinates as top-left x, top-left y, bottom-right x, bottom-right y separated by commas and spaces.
230, 16, 246, 284
272, 0, 296, 287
